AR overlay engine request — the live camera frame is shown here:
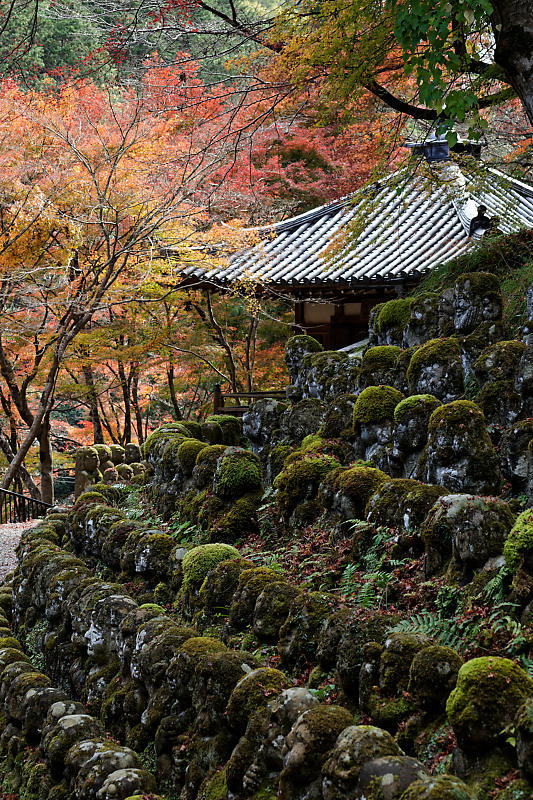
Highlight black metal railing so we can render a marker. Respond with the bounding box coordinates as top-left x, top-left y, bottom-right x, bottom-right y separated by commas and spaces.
0, 487, 52, 524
